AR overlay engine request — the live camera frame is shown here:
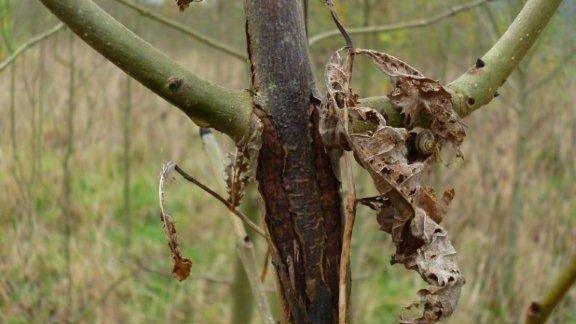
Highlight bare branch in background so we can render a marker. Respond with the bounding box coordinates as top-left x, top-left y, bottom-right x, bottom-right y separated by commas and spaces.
526, 49, 576, 93
448, 0, 564, 117
309, 0, 491, 46
0, 23, 64, 73
525, 255, 576, 324
356, 0, 564, 130
114, 0, 247, 61
135, 258, 232, 284
338, 153, 357, 324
